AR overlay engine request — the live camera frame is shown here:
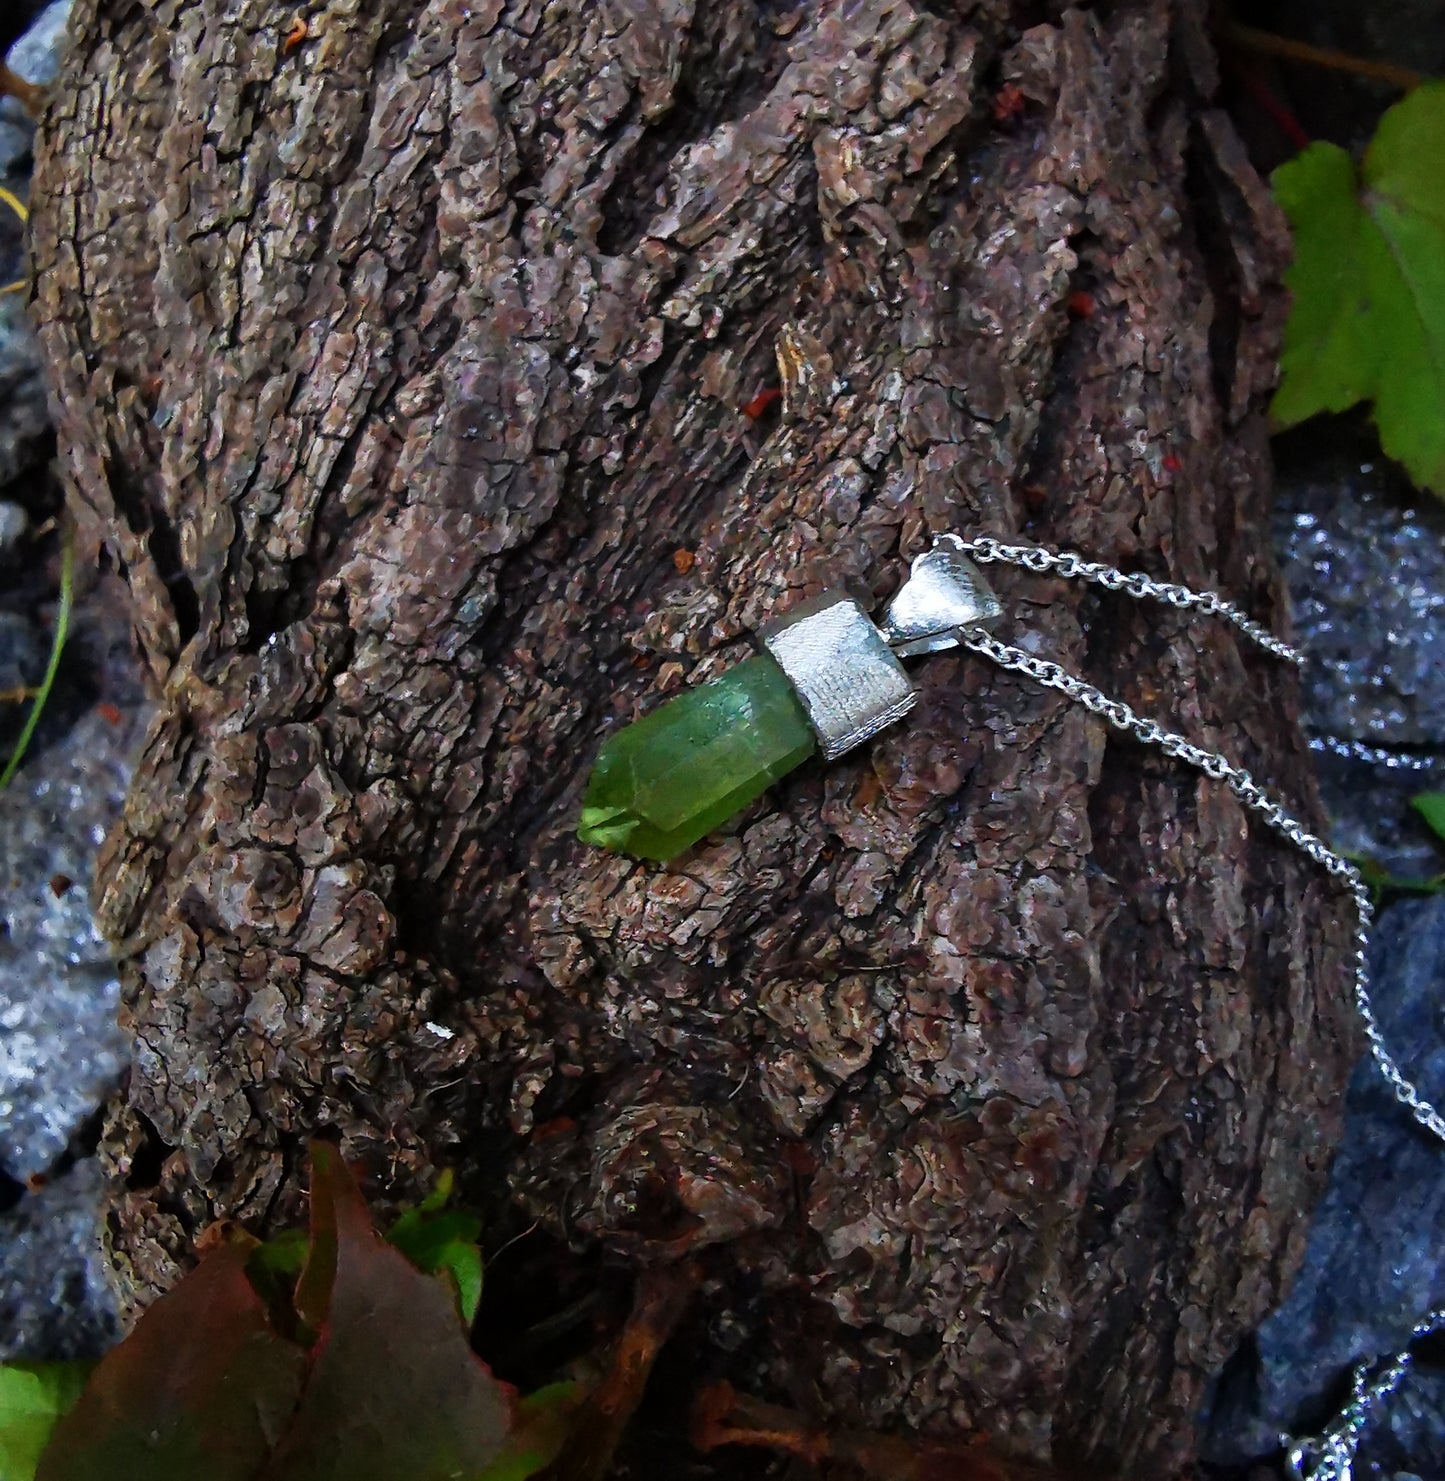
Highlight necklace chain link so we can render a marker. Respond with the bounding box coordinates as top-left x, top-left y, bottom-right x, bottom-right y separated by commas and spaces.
945, 536, 1445, 1480
945, 533, 1308, 667
1281, 1307, 1445, 1481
